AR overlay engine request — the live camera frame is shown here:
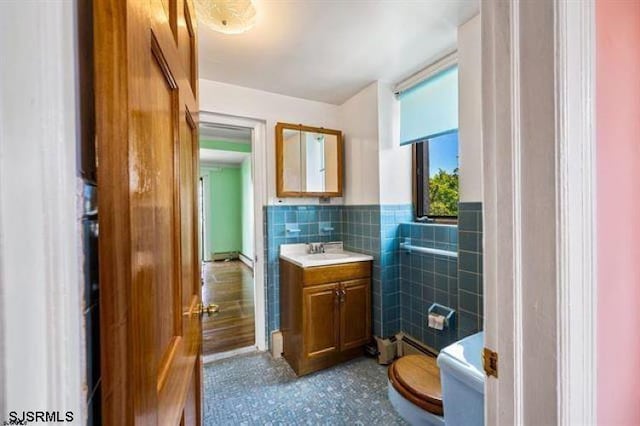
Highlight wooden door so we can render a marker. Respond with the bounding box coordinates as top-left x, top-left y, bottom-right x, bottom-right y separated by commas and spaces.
95, 0, 201, 424
339, 279, 371, 351
303, 283, 340, 359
